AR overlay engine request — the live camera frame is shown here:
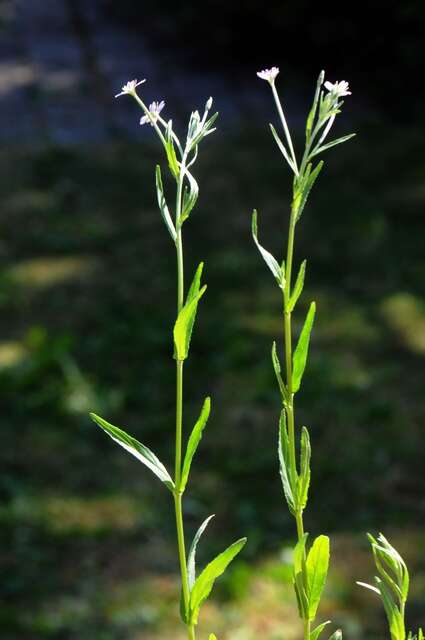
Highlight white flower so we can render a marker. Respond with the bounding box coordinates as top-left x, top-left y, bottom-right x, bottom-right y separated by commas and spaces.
256, 67, 280, 84
115, 78, 146, 98
324, 80, 351, 98
140, 100, 165, 126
